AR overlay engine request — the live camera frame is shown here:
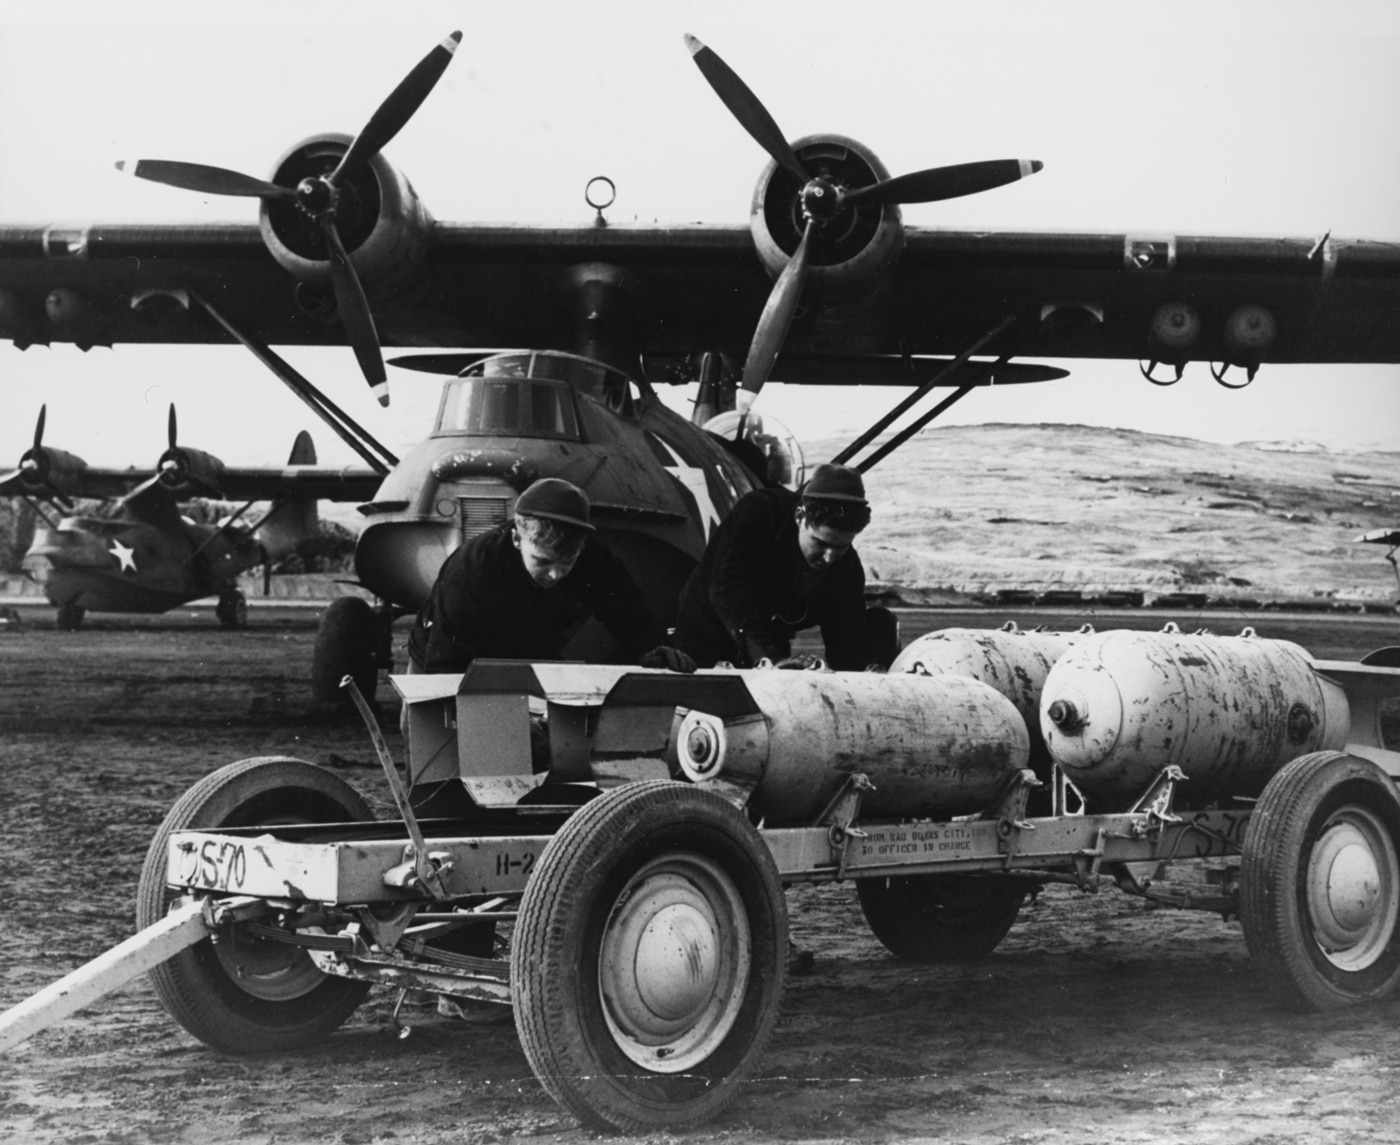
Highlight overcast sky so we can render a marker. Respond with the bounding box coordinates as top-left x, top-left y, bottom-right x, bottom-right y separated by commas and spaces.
1, 0, 1397, 472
